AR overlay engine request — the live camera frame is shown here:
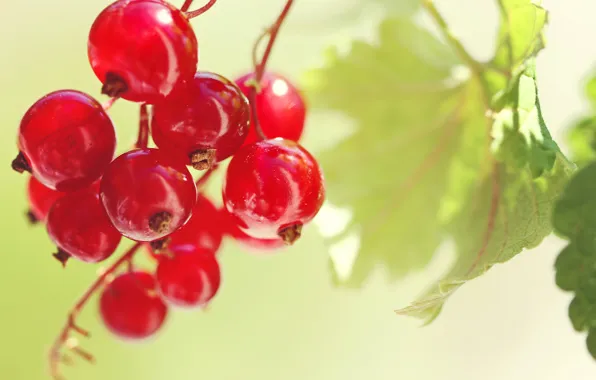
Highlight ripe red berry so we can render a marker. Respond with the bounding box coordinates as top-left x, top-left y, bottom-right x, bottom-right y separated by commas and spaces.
46, 188, 121, 263
100, 272, 168, 340
222, 138, 325, 244
157, 194, 224, 253
16, 90, 116, 191
222, 210, 285, 251
100, 148, 197, 242
151, 71, 250, 169
27, 176, 64, 223
156, 245, 221, 308
235, 72, 306, 145
88, 0, 198, 104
